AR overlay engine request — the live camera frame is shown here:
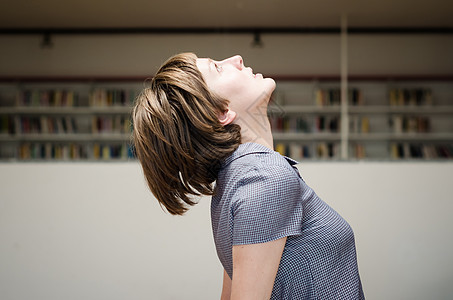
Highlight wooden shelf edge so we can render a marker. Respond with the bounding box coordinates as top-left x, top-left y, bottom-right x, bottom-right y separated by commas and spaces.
349, 105, 453, 114
1, 75, 453, 83
0, 76, 150, 83
0, 106, 132, 115
273, 132, 341, 141
349, 133, 453, 141
5, 133, 132, 142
